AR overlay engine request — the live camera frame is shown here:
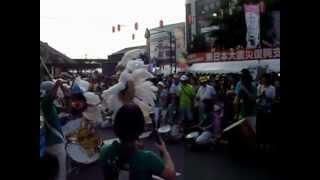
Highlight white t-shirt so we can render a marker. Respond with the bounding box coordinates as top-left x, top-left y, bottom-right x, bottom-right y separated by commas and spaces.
196, 85, 216, 101
258, 84, 276, 99
169, 83, 181, 95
